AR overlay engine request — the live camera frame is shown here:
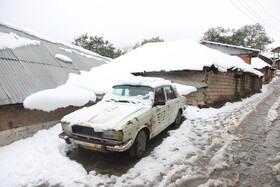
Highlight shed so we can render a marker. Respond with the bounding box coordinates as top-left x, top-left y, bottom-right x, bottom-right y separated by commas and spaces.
251, 57, 273, 83
0, 22, 110, 146
200, 40, 260, 64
